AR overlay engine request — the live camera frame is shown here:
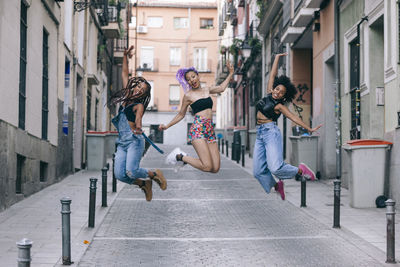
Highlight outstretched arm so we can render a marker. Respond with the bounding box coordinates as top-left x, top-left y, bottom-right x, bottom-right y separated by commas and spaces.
122, 45, 134, 88
209, 61, 234, 94
267, 53, 287, 94
277, 104, 322, 133
159, 95, 191, 131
